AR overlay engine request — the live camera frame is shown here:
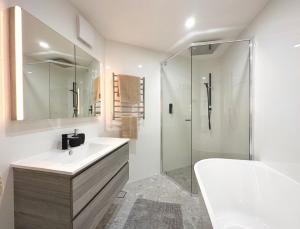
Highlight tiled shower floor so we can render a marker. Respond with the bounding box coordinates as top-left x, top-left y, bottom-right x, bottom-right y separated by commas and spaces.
97, 174, 212, 229
166, 166, 200, 193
